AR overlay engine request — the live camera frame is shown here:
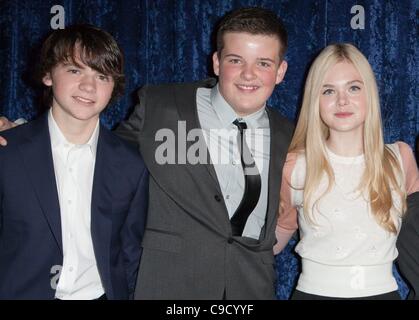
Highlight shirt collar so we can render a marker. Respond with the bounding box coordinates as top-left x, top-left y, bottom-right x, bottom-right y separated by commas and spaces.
210, 84, 268, 129
48, 109, 99, 158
